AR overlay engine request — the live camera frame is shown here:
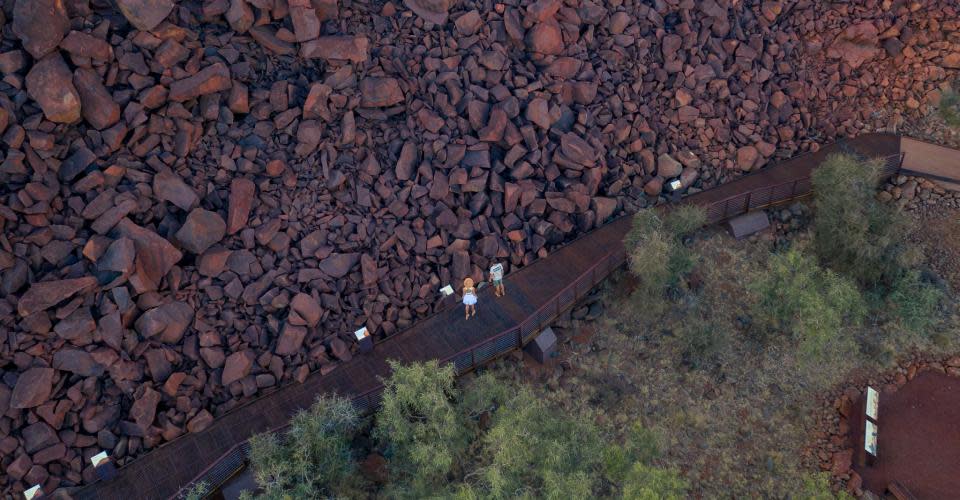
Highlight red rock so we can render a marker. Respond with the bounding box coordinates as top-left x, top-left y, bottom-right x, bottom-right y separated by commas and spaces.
222, 351, 254, 386
320, 253, 360, 278
227, 178, 256, 235
290, 6, 321, 42
300, 36, 369, 63
830, 449, 852, 475
526, 0, 560, 22
73, 68, 121, 130
526, 22, 563, 55
275, 323, 308, 355
266, 159, 286, 177
228, 82, 249, 114
592, 197, 617, 222
944, 53, 960, 69
53, 349, 105, 376
23, 422, 59, 453
225, 0, 255, 33
303, 82, 332, 121
18, 277, 97, 317
644, 177, 663, 196
54, 307, 96, 344
187, 410, 214, 433
114, 218, 183, 291
403, 0, 451, 24
135, 301, 194, 344
736, 145, 760, 171
153, 169, 199, 211
129, 387, 161, 431
117, 0, 175, 31
13, 0, 70, 58
329, 337, 352, 361
26, 53, 81, 124
176, 208, 226, 254
560, 133, 595, 166
33, 443, 66, 465
155, 39, 190, 68
60, 31, 113, 61
360, 77, 404, 108
478, 108, 508, 142
827, 22, 881, 69
169, 63, 232, 102
249, 26, 296, 55
290, 293, 322, 327
526, 98, 552, 129
394, 142, 418, 181
455, 10, 482, 36
6, 454, 31, 480
657, 153, 682, 178
10, 368, 56, 409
